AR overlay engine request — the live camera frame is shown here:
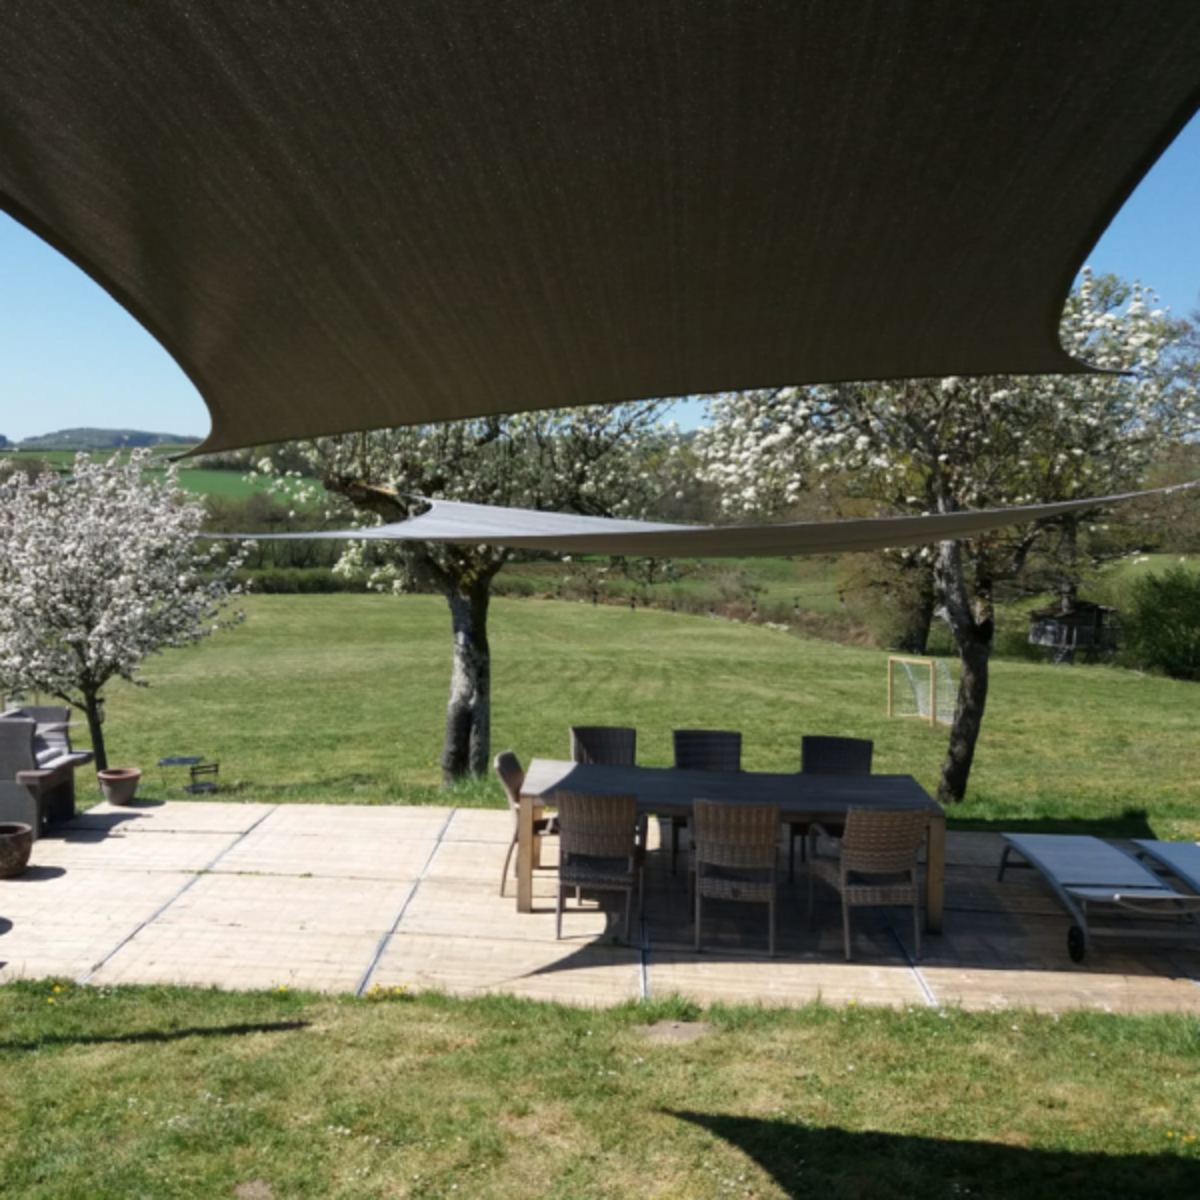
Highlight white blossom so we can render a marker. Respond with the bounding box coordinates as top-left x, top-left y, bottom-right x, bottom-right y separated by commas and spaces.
0, 450, 246, 767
